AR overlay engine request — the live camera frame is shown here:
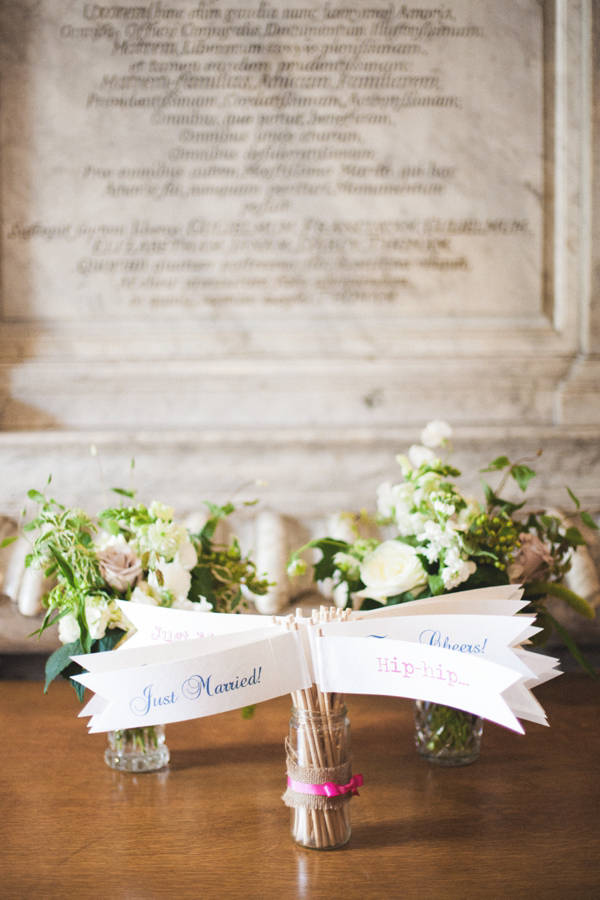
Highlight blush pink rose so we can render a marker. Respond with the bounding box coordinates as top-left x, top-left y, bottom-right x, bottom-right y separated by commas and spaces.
97, 544, 143, 592
508, 533, 554, 584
